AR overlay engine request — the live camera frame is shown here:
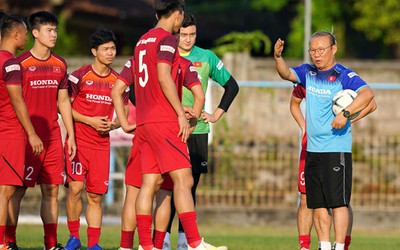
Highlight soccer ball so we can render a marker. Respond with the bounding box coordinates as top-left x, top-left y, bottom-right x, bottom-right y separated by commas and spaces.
332, 89, 358, 115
